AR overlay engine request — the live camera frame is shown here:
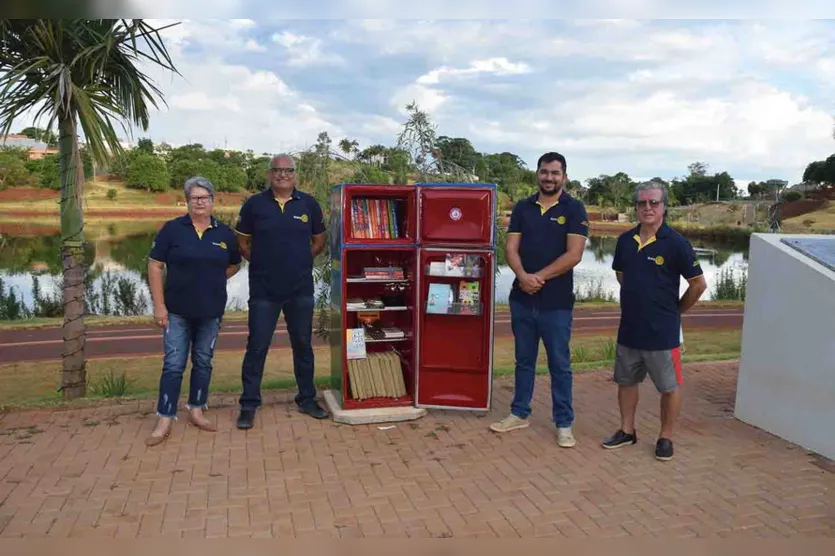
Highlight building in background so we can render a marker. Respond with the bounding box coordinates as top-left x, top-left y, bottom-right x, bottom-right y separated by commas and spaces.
0, 134, 59, 159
